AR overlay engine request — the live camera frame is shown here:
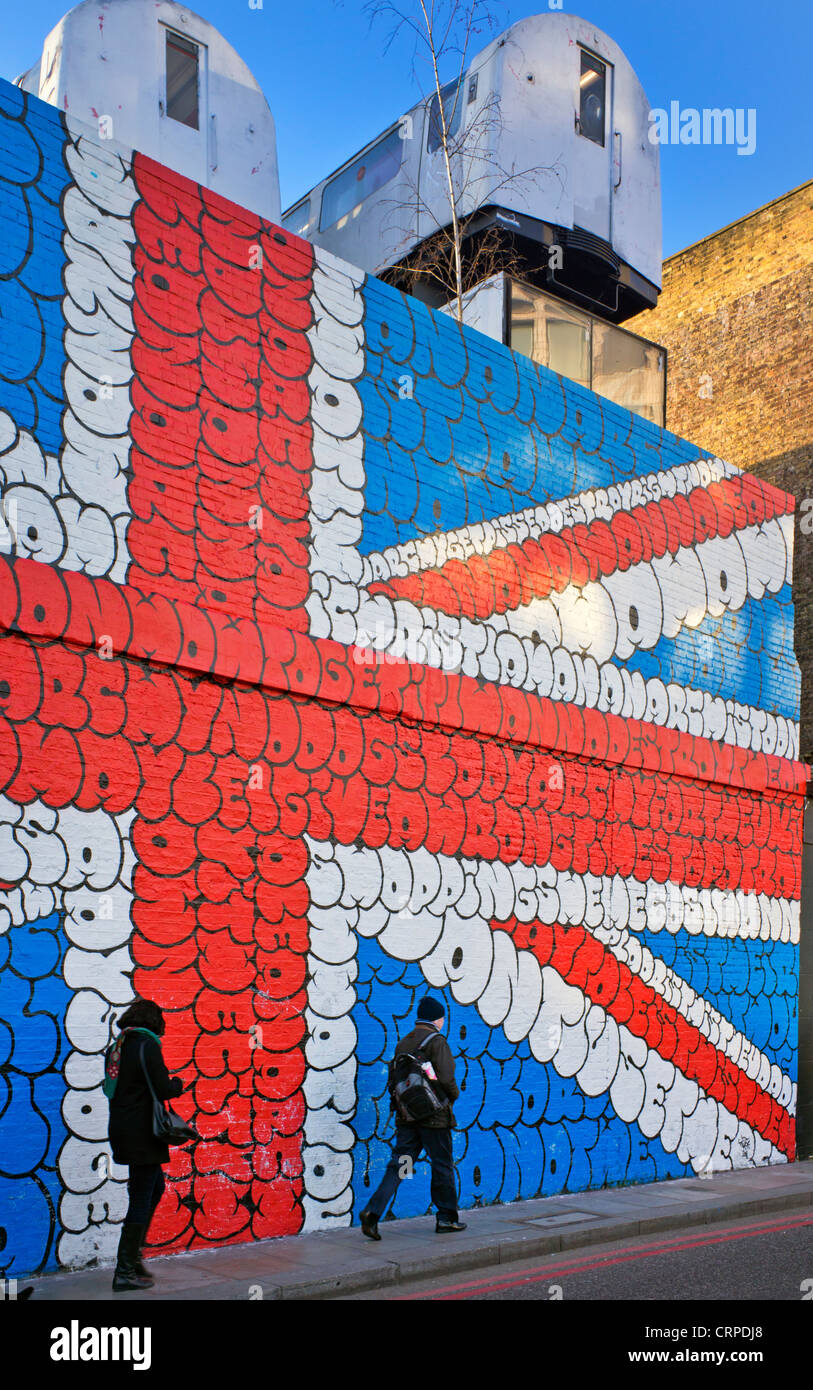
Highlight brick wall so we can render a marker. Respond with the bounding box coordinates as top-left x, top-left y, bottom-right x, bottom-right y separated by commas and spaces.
628, 180, 813, 762
0, 79, 805, 1279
